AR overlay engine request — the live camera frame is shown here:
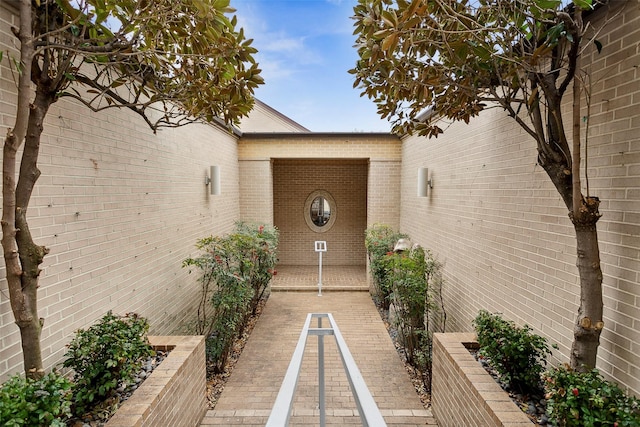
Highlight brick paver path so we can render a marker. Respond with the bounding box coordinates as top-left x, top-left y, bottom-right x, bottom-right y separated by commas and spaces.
269, 265, 370, 292
200, 266, 437, 426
